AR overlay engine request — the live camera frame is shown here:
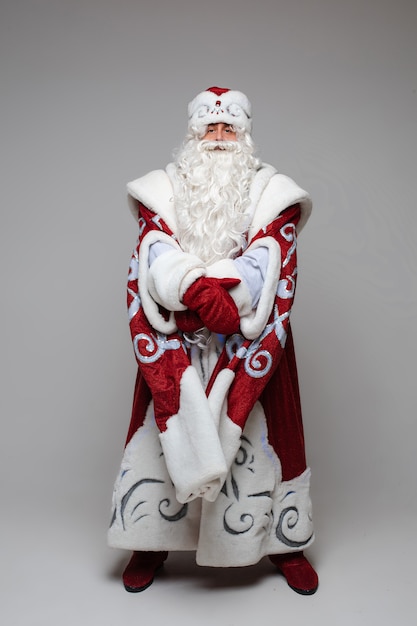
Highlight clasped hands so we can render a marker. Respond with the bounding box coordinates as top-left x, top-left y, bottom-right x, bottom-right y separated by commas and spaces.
175, 277, 240, 335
